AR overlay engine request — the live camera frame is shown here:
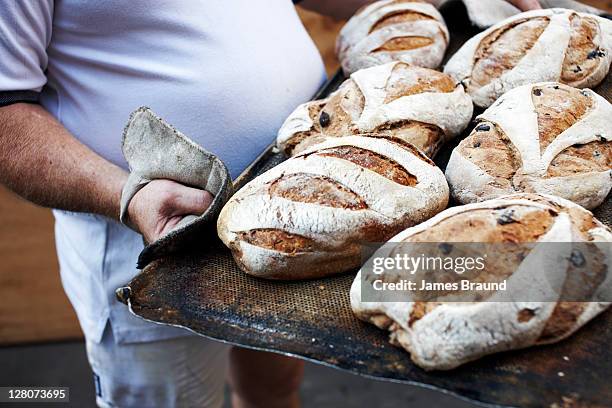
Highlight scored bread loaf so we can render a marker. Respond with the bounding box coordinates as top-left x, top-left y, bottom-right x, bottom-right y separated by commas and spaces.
444, 8, 612, 108
218, 135, 449, 280
277, 62, 473, 158
336, 0, 449, 75
350, 193, 612, 371
445, 82, 611, 210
